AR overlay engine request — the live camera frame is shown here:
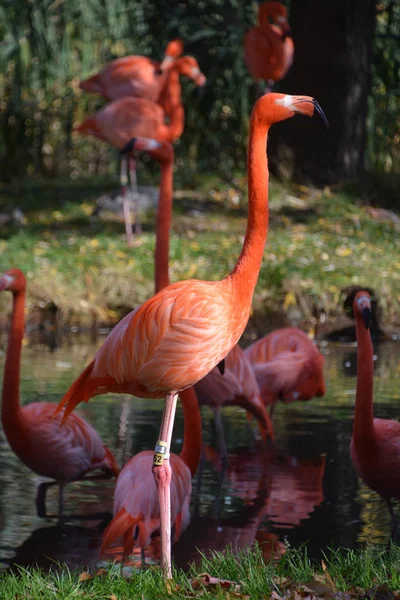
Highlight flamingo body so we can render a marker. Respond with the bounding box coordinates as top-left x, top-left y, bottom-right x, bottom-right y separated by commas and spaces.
58, 278, 248, 421
244, 1, 294, 85
80, 39, 184, 102
4, 402, 118, 482
195, 344, 273, 440
102, 451, 191, 556
245, 328, 325, 407
75, 97, 182, 146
